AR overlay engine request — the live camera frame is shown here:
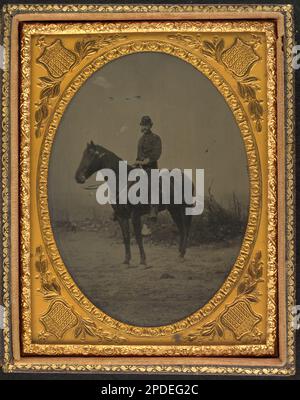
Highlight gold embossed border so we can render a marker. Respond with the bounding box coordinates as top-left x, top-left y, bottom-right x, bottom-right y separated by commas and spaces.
1, 4, 295, 375
37, 34, 261, 338
6, 10, 280, 361
22, 22, 276, 356
22, 23, 268, 356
